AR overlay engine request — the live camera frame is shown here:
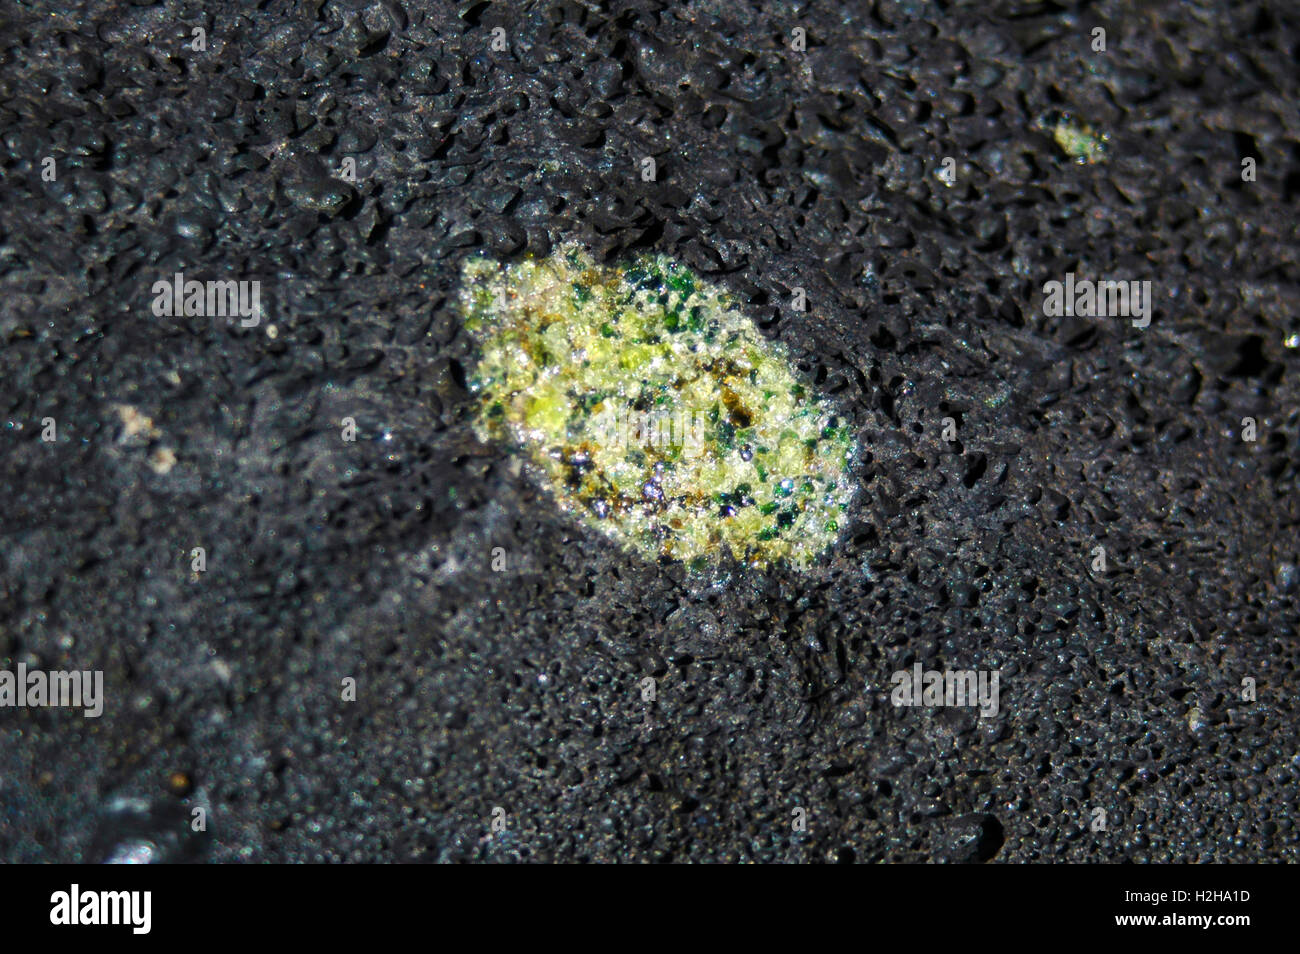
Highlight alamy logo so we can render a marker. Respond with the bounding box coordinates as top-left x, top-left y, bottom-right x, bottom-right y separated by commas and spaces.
1042, 272, 1151, 327
151, 271, 261, 326
0, 664, 103, 717
890, 663, 1000, 718
50, 885, 151, 934
591, 404, 708, 458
